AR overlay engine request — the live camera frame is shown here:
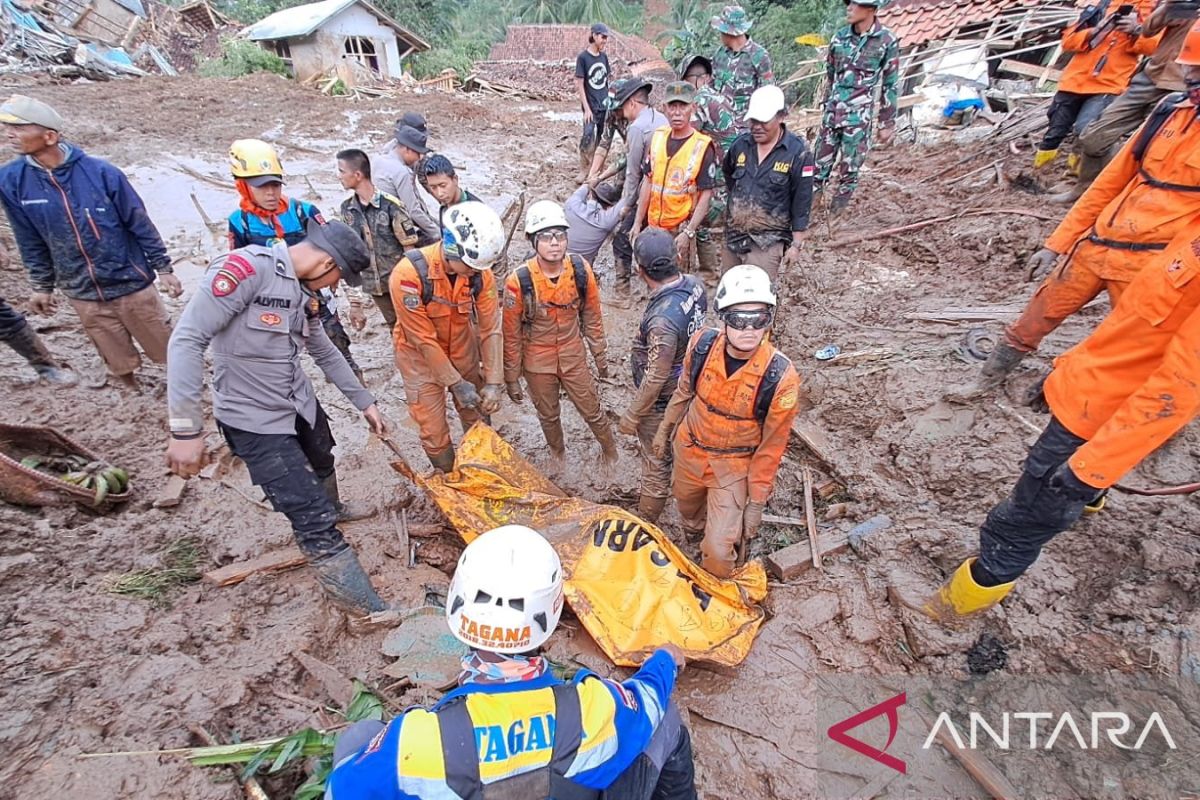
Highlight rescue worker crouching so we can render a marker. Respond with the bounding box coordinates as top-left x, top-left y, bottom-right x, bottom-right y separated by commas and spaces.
653, 265, 801, 577
326, 524, 698, 799
165, 219, 391, 614
504, 200, 617, 465
618, 229, 708, 523
227, 138, 365, 384
390, 200, 506, 473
